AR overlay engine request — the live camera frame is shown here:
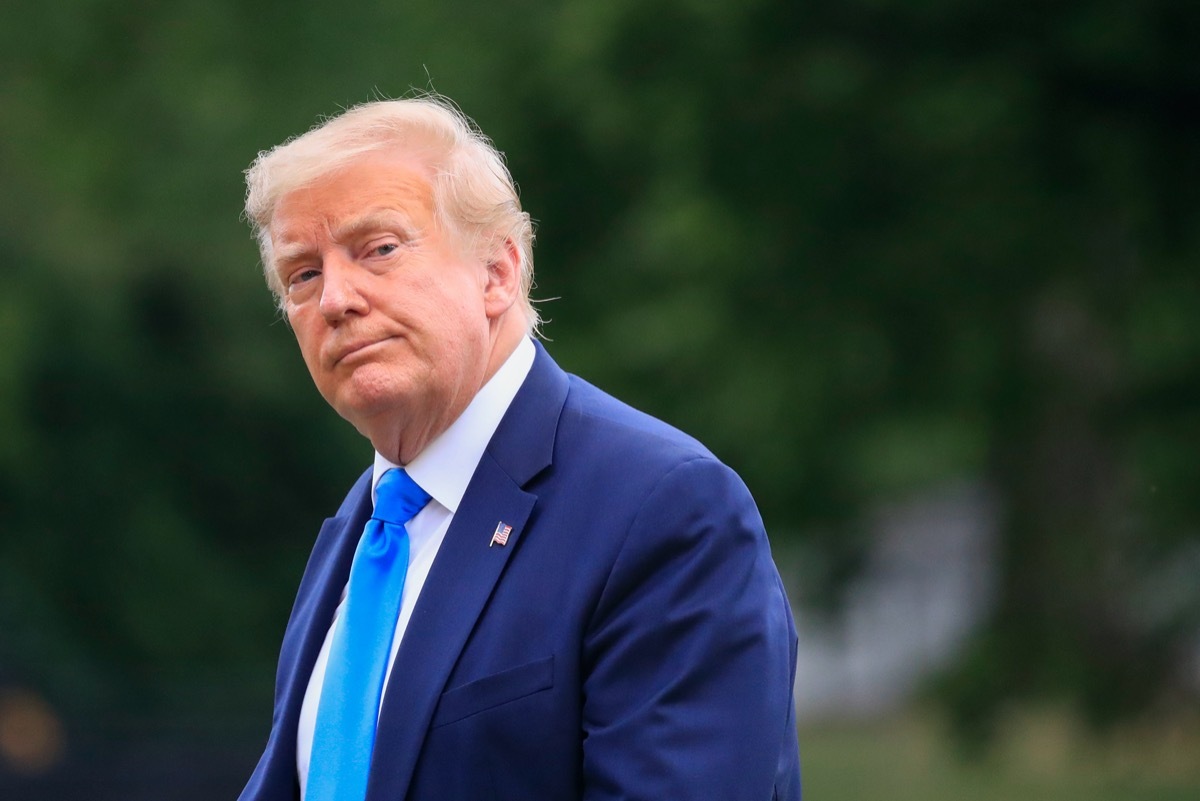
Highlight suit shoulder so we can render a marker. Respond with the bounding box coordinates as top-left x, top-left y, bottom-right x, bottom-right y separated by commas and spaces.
558, 374, 723, 474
